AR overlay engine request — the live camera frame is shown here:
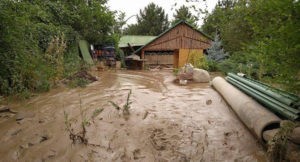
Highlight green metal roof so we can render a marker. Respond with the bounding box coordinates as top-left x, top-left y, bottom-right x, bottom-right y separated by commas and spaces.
119, 35, 157, 48
134, 20, 213, 54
